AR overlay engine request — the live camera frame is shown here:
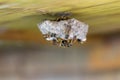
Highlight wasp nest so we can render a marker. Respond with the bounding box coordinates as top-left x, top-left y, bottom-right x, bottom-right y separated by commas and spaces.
37, 18, 88, 47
